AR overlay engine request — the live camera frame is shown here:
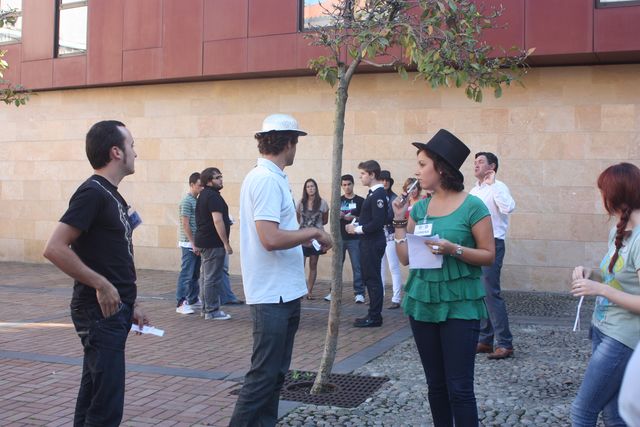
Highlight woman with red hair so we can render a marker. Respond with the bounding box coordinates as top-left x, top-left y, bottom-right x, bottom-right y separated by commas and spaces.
570, 162, 640, 426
